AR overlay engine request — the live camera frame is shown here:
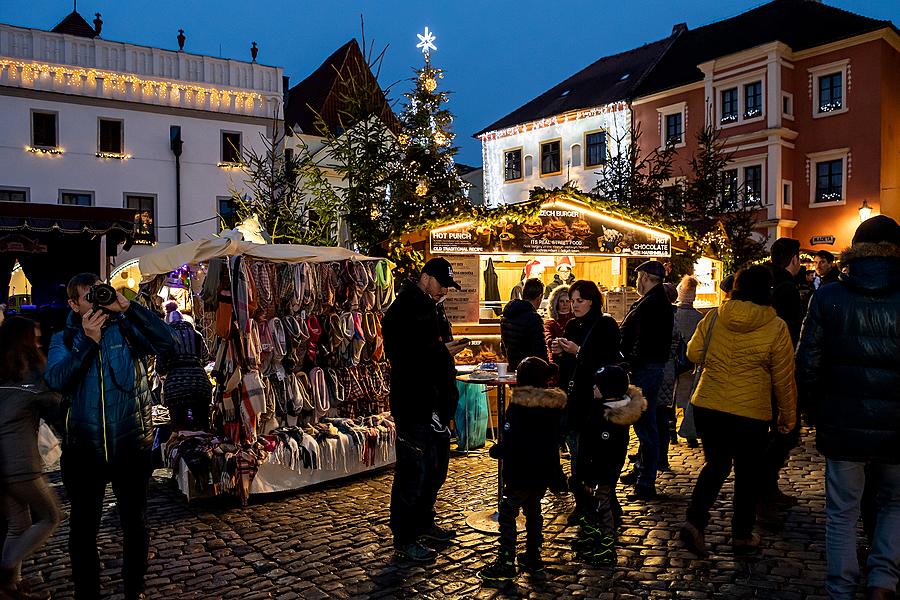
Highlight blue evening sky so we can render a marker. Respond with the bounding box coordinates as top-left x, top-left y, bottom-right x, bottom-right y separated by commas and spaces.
3, 1, 897, 165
